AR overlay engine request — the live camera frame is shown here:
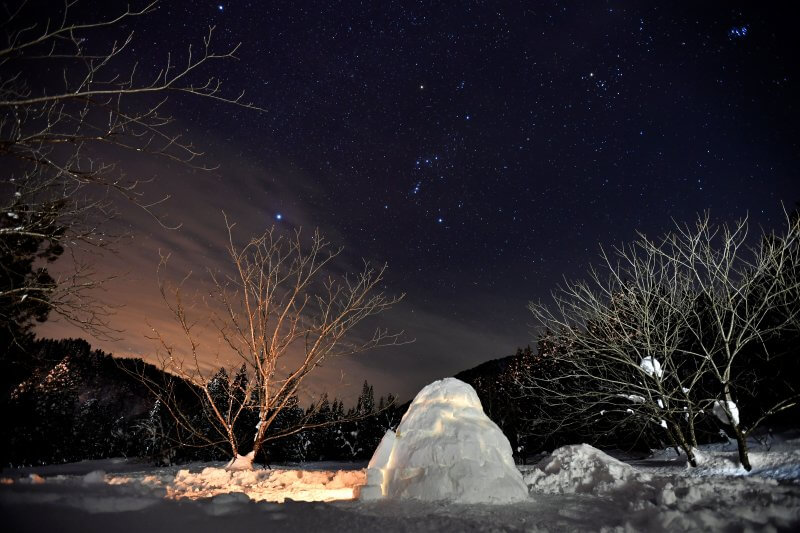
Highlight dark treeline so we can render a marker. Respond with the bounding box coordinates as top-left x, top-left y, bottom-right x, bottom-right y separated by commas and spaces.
1, 338, 401, 466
